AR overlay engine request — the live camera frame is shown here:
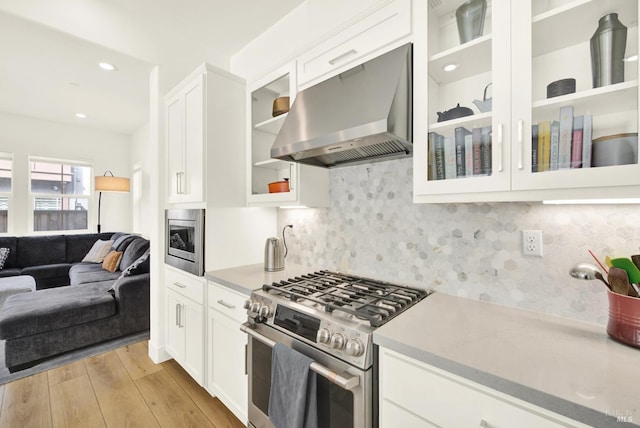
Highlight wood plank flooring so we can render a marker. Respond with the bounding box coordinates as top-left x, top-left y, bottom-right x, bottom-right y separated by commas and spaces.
0, 341, 246, 428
